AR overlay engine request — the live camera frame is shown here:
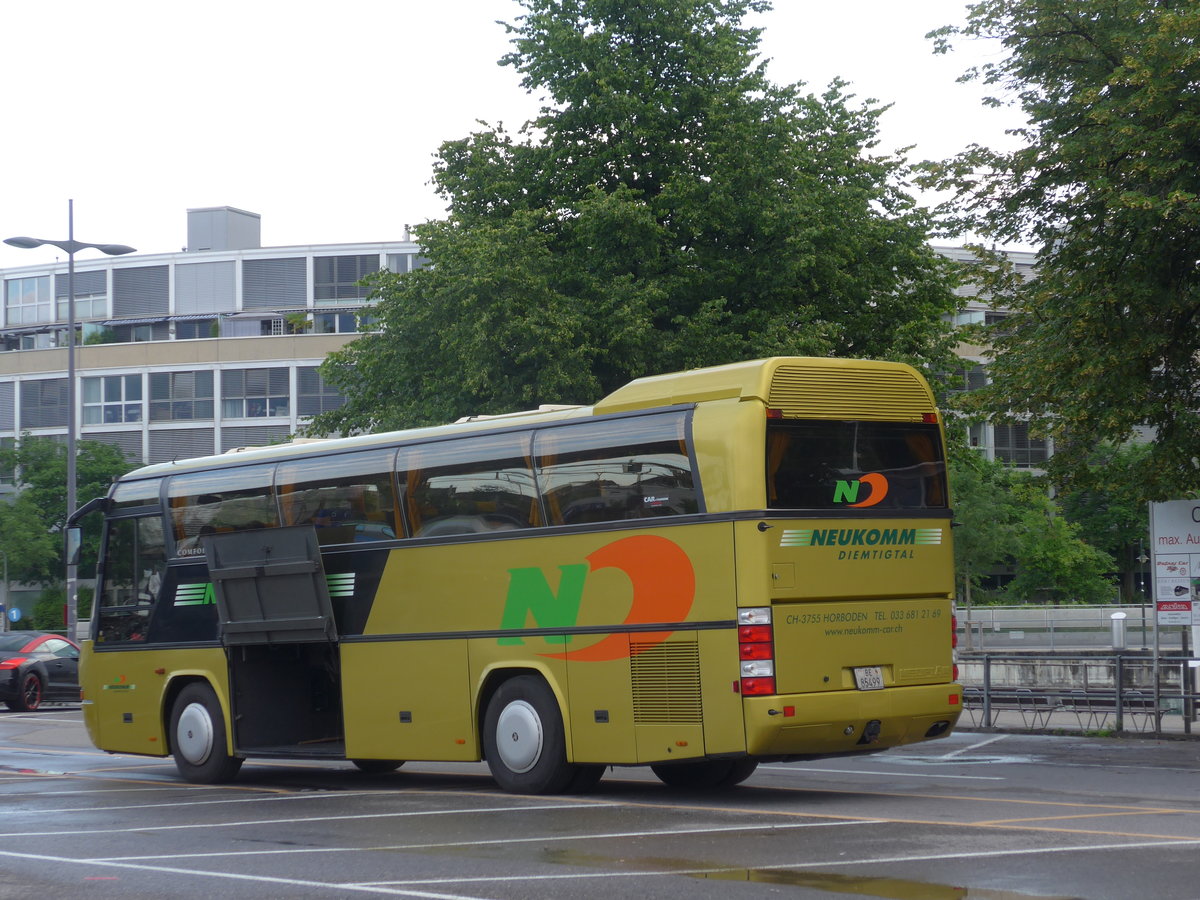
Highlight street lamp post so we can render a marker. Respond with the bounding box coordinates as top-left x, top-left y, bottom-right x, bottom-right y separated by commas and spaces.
0, 548, 7, 634
5, 200, 134, 640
